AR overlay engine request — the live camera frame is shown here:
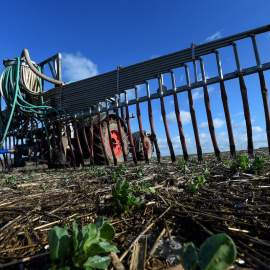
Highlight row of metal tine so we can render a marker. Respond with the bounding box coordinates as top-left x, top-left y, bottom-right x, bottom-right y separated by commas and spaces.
1, 34, 270, 169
